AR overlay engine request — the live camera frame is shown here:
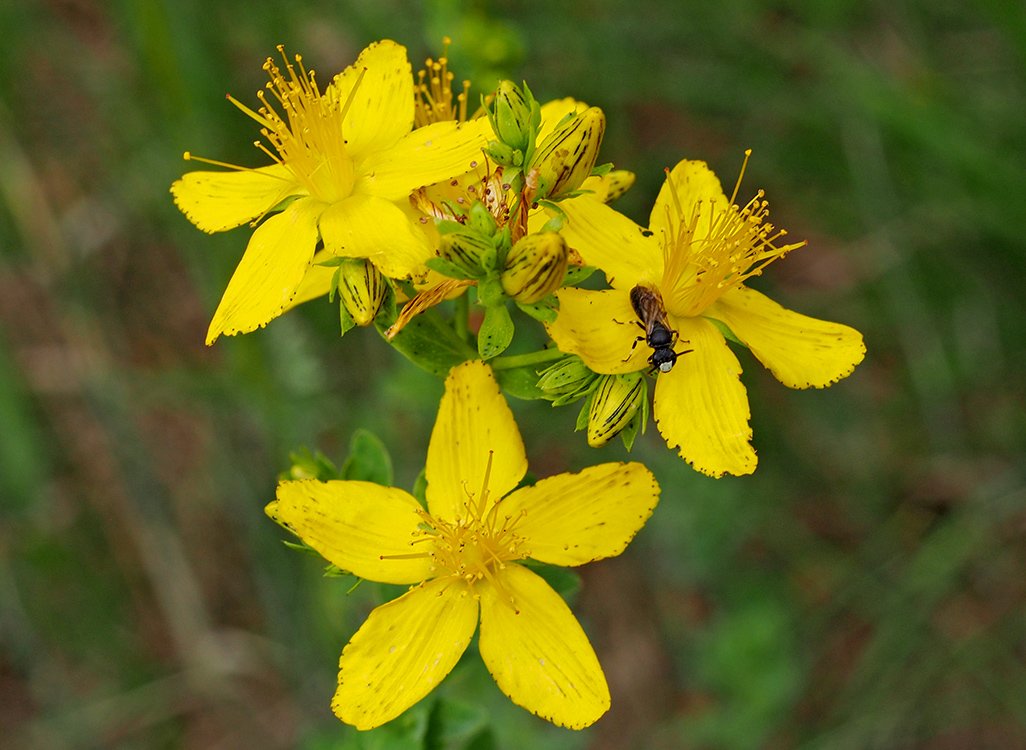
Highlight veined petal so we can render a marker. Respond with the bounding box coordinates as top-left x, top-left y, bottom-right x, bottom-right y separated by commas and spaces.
206, 197, 325, 344
329, 40, 413, 158
170, 164, 298, 233
478, 564, 609, 729
648, 159, 727, 246
268, 480, 432, 584
285, 250, 335, 310
500, 463, 659, 566
319, 194, 431, 278
426, 361, 527, 523
710, 286, 866, 389
355, 118, 493, 202
333, 577, 478, 730
653, 316, 757, 477
559, 197, 660, 288
546, 288, 650, 374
